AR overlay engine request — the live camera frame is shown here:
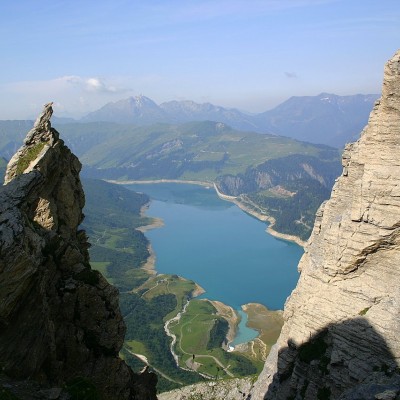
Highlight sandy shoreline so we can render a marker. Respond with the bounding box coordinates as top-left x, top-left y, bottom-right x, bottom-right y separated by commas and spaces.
135, 203, 165, 274
136, 216, 164, 233
140, 243, 157, 275
208, 300, 240, 345
106, 178, 213, 187
240, 303, 284, 359
192, 283, 206, 298
213, 184, 306, 247
137, 202, 165, 231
